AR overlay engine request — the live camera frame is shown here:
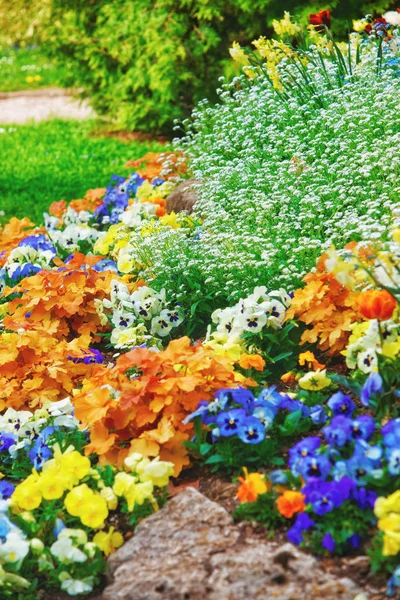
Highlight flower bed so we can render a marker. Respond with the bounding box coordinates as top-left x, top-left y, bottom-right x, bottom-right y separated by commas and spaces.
1, 9, 400, 599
